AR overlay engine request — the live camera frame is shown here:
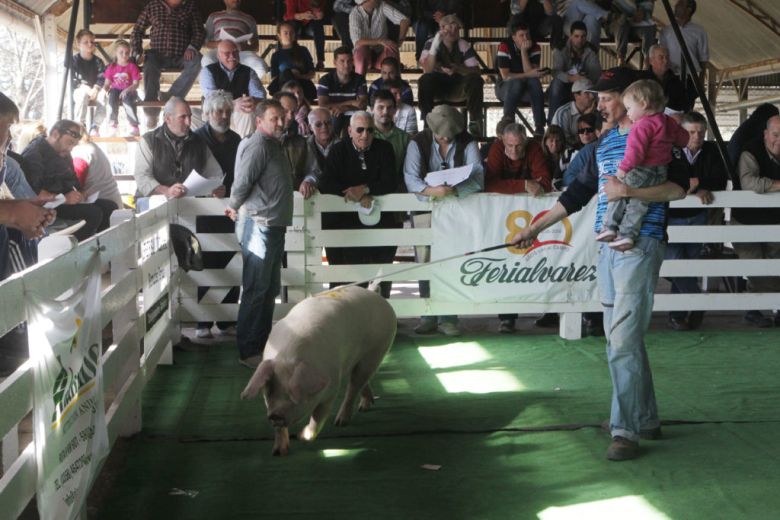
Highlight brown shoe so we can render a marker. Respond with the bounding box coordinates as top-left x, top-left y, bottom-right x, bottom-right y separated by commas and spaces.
606, 436, 639, 461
